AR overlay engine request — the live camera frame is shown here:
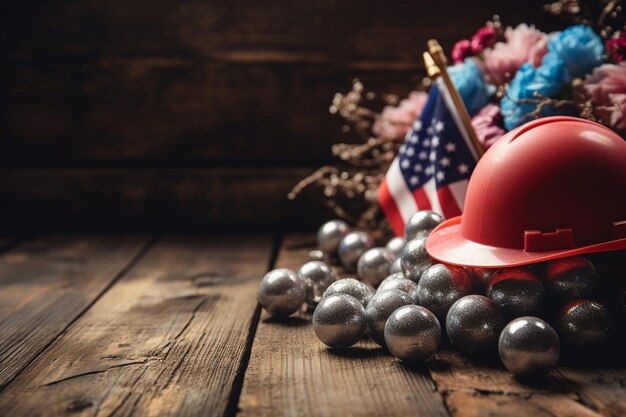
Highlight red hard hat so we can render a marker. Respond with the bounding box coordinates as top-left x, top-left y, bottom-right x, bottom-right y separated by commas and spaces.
427, 116, 626, 268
